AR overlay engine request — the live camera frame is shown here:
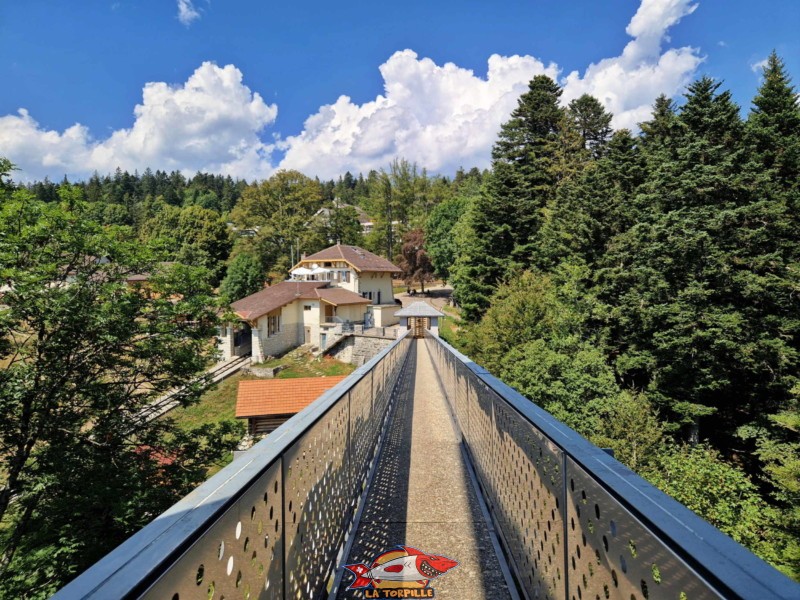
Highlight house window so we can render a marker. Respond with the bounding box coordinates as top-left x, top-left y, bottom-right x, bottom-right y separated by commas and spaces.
267, 314, 281, 336
362, 291, 373, 301
343, 271, 350, 283
304, 305, 312, 311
